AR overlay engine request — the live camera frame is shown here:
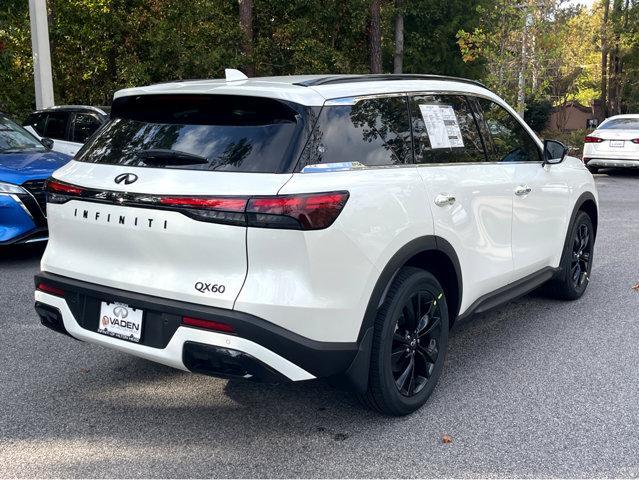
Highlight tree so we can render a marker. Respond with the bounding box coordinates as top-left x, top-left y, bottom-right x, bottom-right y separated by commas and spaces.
370, 0, 382, 73
393, 0, 404, 73
238, 0, 255, 76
